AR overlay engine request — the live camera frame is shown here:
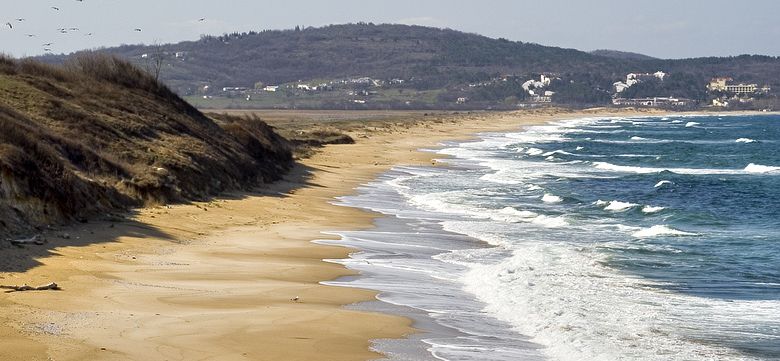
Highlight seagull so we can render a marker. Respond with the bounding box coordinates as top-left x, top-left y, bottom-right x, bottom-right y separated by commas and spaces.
69, 27, 79, 31
5, 22, 11, 29
26, 34, 36, 37
42, 42, 53, 46
134, 28, 142, 32
51, 6, 60, 10
44, 48, 52, 52
15, 18, 25, 22
291, 296, 300, 302
84, 32, 92, 36
198, 18, 206, 22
